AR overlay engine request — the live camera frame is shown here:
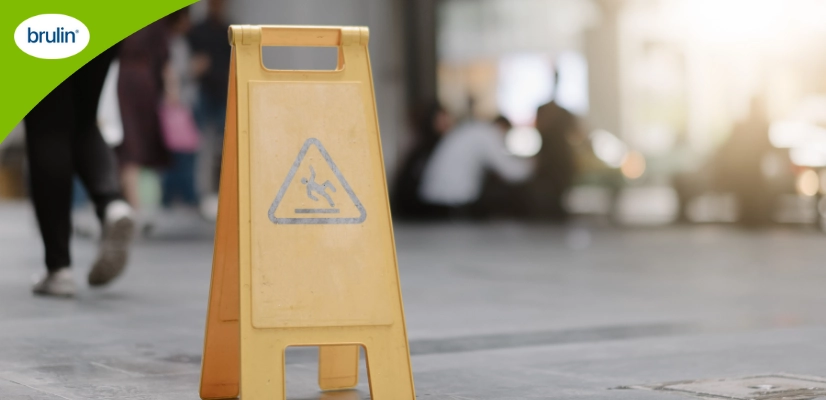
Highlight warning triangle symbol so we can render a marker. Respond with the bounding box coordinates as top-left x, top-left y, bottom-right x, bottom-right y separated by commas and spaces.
268, 138, 367, 224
